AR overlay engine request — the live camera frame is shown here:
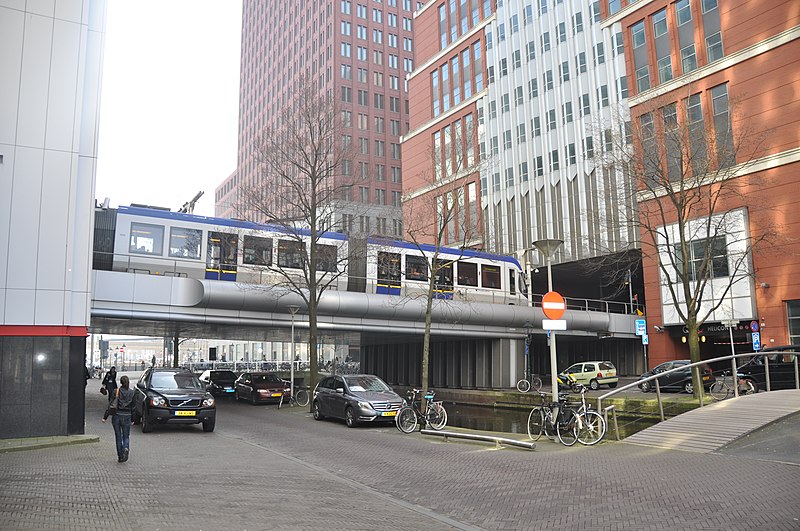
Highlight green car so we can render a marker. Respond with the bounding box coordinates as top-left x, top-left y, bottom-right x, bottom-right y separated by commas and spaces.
559, 361, 619, 390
